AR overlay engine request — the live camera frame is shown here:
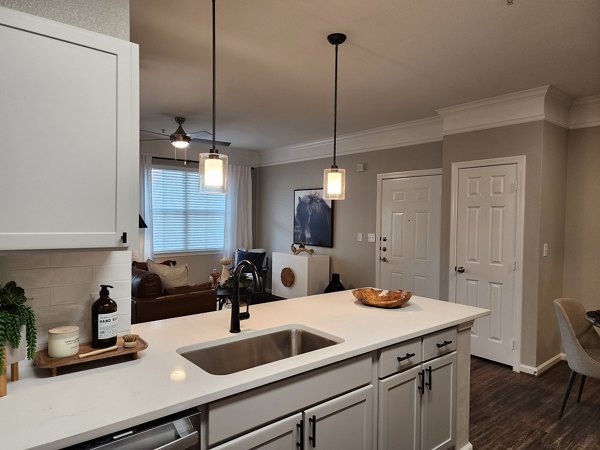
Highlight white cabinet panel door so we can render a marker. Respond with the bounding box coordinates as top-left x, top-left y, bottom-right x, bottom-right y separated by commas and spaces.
212, 413, 301, 450
379, 175, 441, 298
378, 365, 422, 450
304, 385, 373, 450
454, 164, 517, 365
0, 8, 138, 250
421, 352, 456, 450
